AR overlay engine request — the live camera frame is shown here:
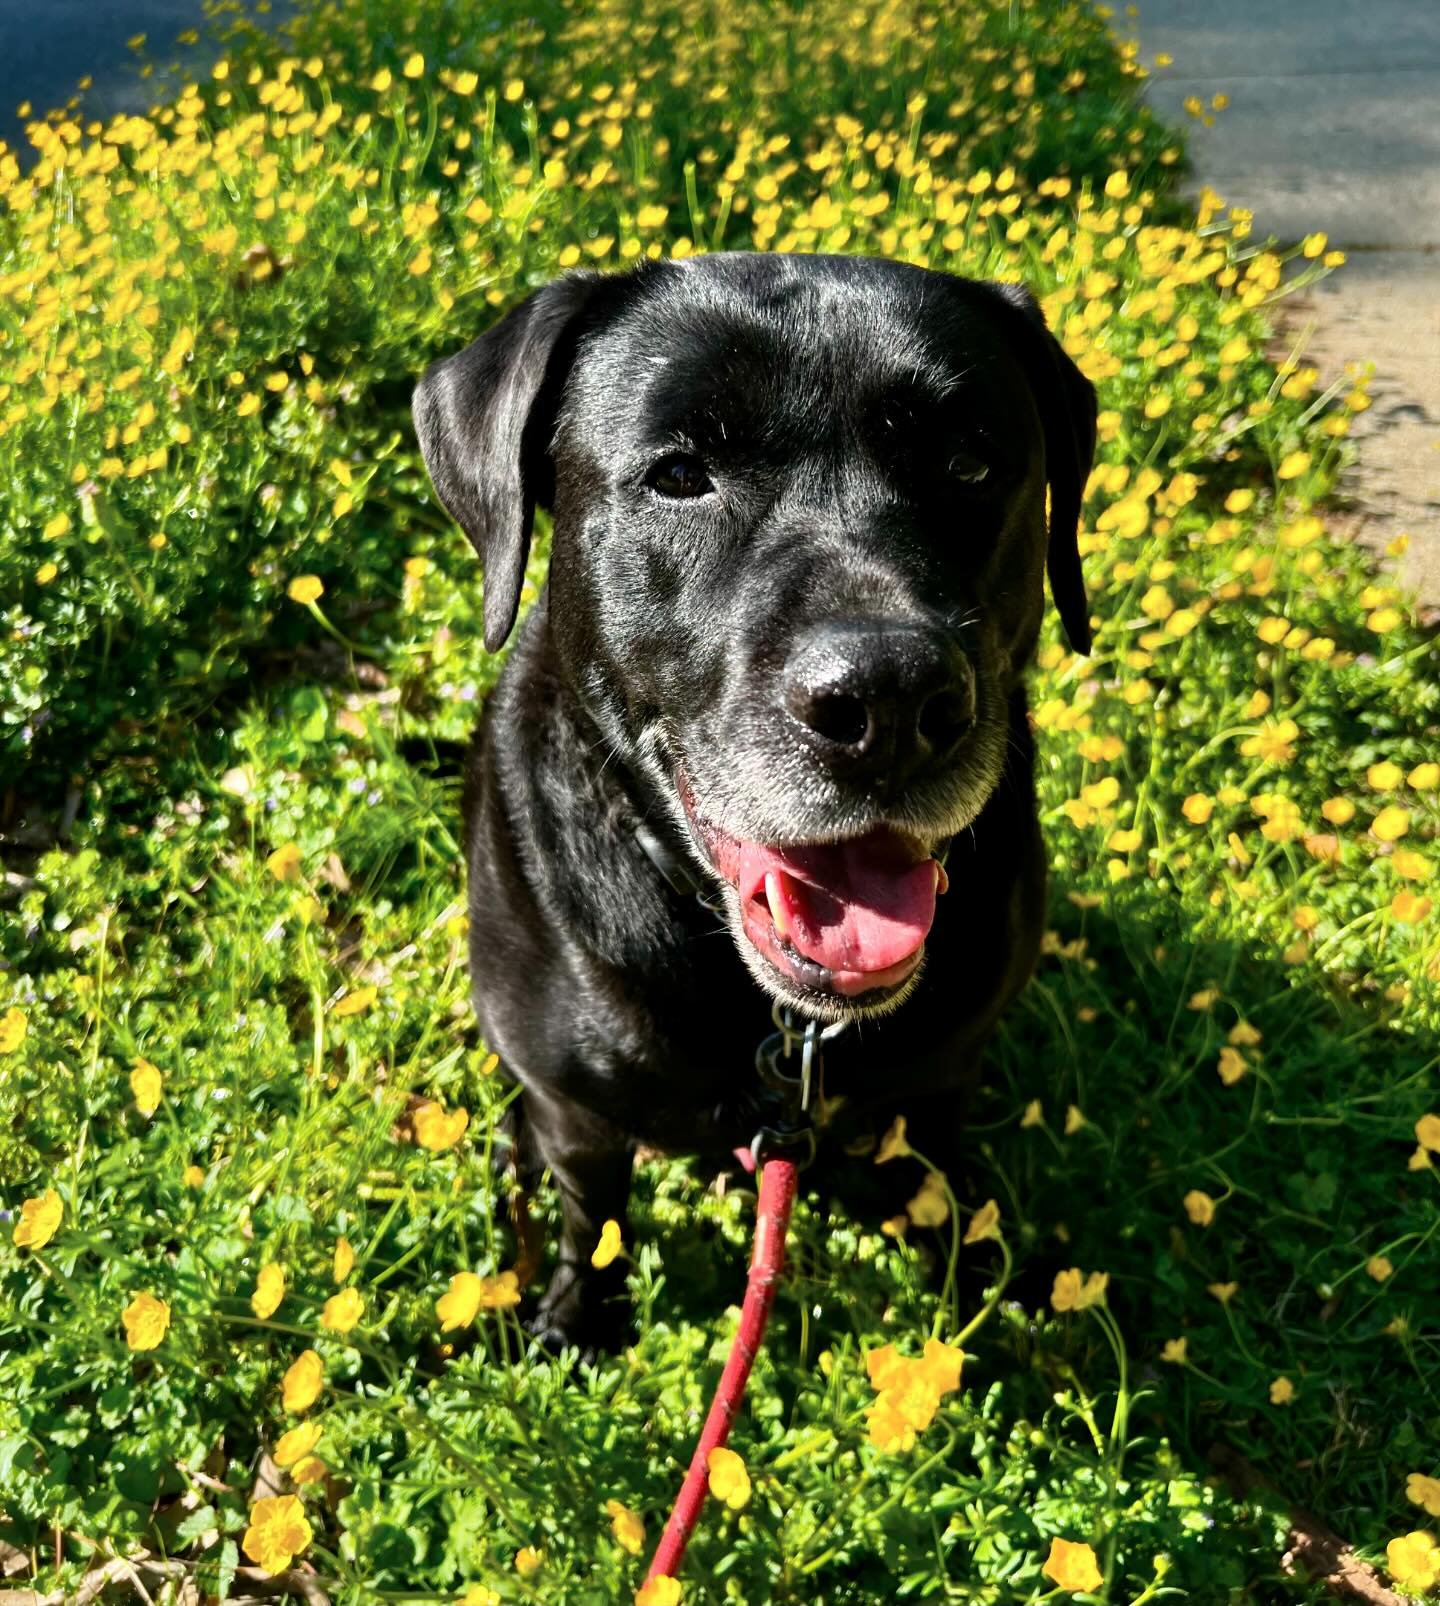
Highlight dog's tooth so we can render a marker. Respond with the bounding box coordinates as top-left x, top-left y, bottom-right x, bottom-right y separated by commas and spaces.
934, 861, 949, 895
765, 871, 791, 940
